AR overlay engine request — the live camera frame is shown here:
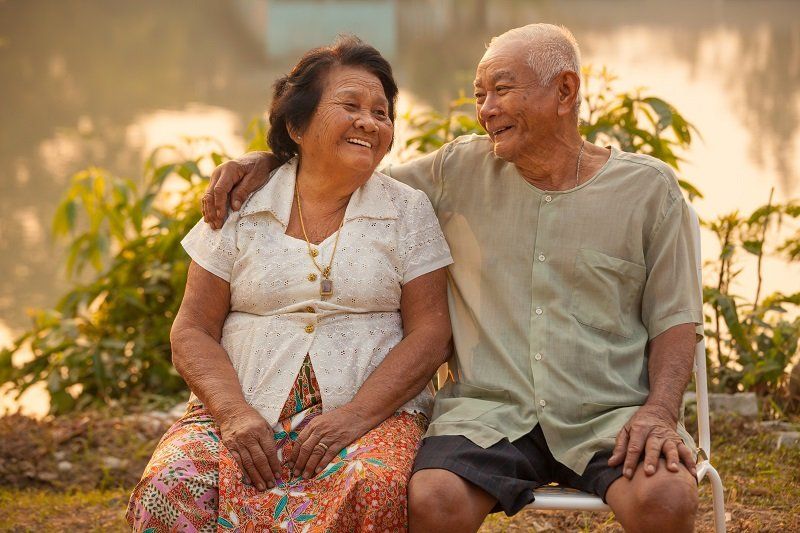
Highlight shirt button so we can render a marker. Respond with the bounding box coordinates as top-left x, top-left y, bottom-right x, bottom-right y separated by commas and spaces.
538, 253, 546, 262
539, 399, 547, 407
305, 306, 314, 313
308, 273, 318, 282
304, 324, 315, 333
544, 195, 552, 202
534, 353, 543, 361
535, 307, 543, 315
